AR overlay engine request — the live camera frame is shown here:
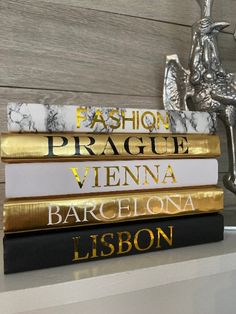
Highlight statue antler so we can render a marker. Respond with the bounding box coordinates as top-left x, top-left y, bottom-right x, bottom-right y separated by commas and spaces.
196, 0, 213, 18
